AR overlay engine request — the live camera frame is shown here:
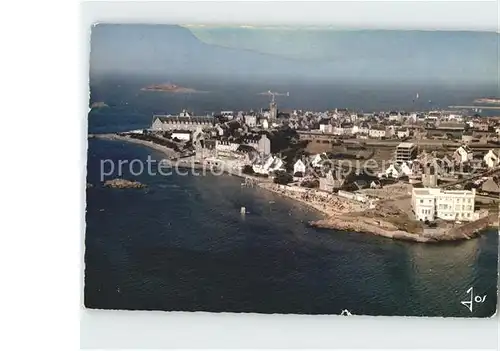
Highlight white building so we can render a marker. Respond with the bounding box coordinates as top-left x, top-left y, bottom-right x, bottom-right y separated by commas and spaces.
310, 153, 328, 168
244, 115, 257, 127
171, 130, 191, 141
411, 188, 476, 222
151, 115, 214, 131
215, 140, 240, 153
369, 127, 387, 139
396, 128, 410, 139
319, 123, 333, 133
454, 145, 473, 164
483, 149, 500, 169
221, 111, 234, 120
384, 161, 413, 179
261, 118, 269, 129
293, 159, 306, 176
252, 155, 284, 175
